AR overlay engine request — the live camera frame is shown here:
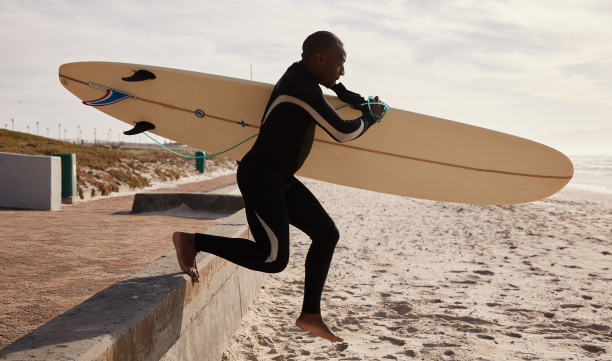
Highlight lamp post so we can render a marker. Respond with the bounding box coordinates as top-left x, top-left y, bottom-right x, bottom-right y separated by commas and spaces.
36, 122, 39, 136
94, 127, 96, 144
80, 131, 82, 143
47, 127, 49, 137
12, 119, 14, 131
27, 126, 29, 134
109, 129, 112, 143
77, 125, 80, 142
64, 129, 66, 140
58, 123, 61, 139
